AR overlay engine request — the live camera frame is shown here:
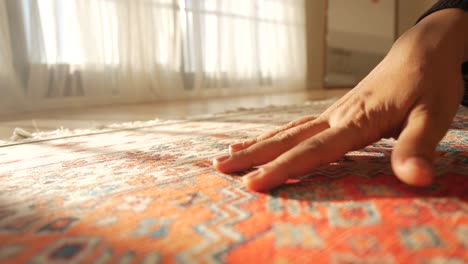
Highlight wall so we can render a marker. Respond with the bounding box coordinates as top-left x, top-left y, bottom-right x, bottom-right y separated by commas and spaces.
397, 0, 437, 36
321, 0, 438, 87
305, 0, 327, 89
293, 0, 439, 89
328, 0, 395, 50
325, 0, 395, 86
